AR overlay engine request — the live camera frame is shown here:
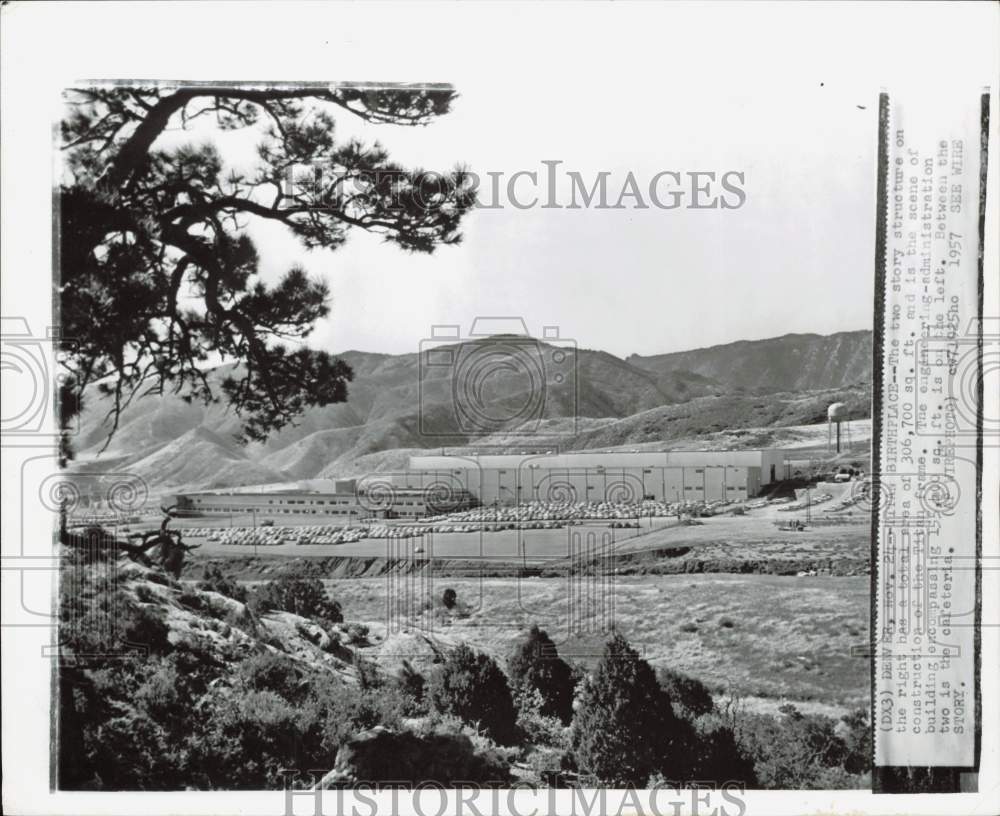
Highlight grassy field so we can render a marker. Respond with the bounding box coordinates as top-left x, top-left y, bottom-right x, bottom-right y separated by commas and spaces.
328, 572, 871, 710
178, 486, 873, 714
